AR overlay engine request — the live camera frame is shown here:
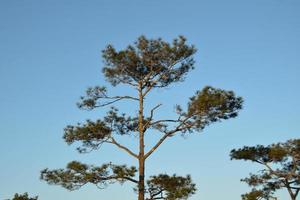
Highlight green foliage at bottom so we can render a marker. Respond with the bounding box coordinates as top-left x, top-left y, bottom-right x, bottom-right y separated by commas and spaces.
9, 193, 38, 200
